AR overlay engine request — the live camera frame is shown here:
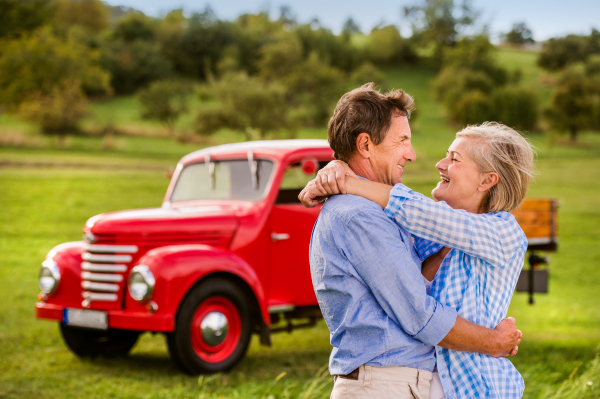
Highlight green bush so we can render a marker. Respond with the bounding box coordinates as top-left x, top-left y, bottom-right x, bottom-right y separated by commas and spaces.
490, 86, 539, 131
350, 62, 387, 89
432, 67, 495, 103
450, 90, 492, 125
18, 79, 87, 137
137, 80, 192, 137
